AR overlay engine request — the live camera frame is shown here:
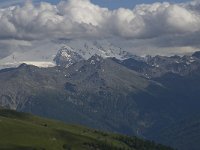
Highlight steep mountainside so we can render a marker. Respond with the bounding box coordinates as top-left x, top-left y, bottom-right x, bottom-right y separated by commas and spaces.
153, 115, 200, 150
0, 109, 174, 150
0, 57, 175, 137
